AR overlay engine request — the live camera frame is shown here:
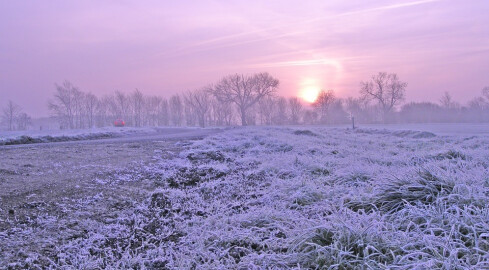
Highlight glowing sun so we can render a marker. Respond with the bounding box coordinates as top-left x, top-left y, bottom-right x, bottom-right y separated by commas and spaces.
299, 86, 320, 103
